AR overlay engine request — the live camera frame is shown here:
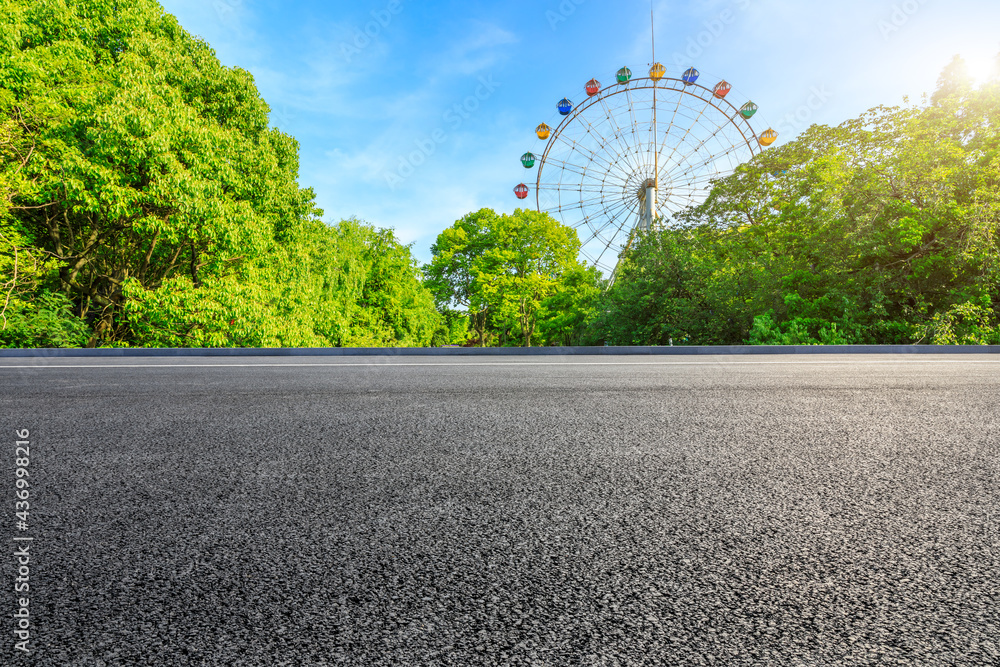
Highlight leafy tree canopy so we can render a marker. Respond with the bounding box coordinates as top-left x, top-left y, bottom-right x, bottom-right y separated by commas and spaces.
426, 208, 600, 346
1, 0, 442, 348
1, 0, 316, 345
